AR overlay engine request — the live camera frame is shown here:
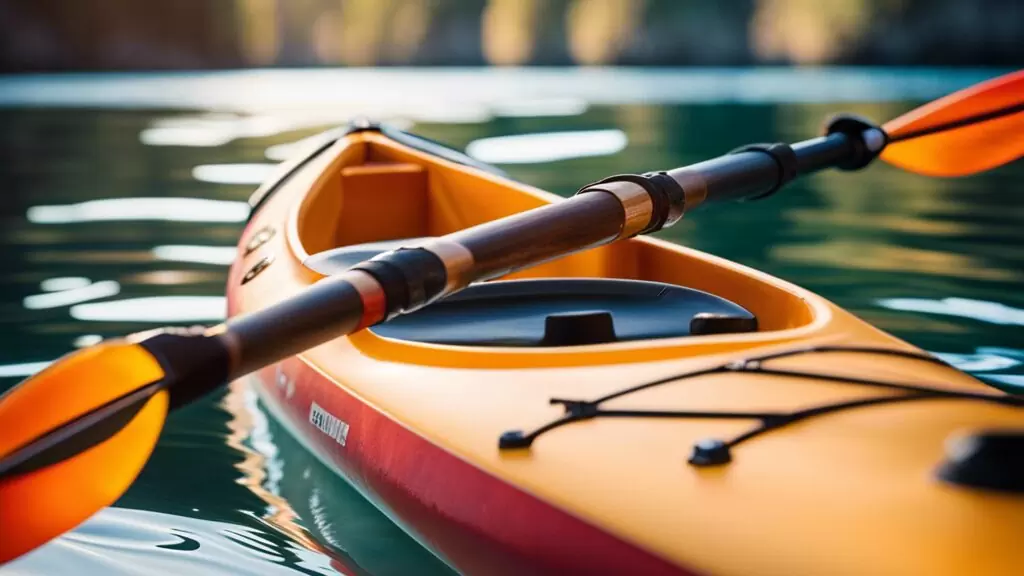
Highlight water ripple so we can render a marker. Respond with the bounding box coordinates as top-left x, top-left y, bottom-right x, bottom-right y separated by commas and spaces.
2, 508, 341, 576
